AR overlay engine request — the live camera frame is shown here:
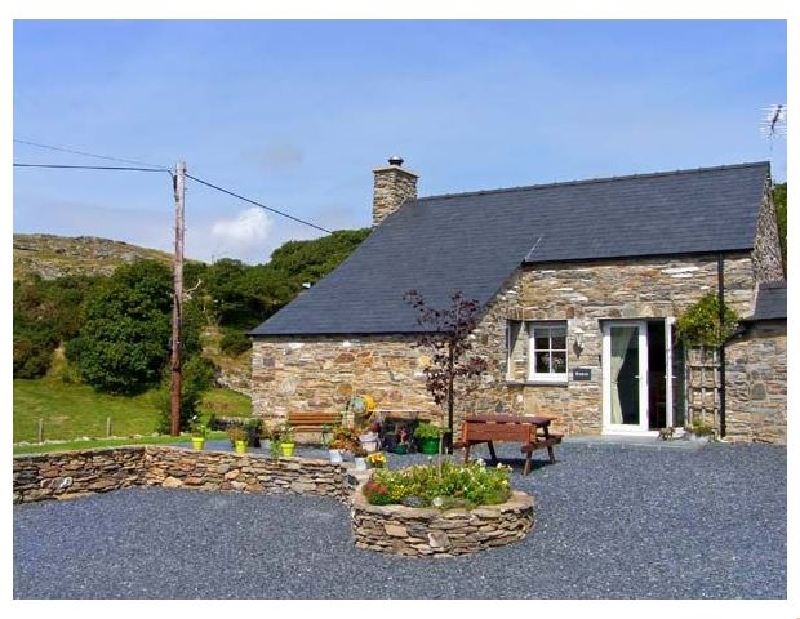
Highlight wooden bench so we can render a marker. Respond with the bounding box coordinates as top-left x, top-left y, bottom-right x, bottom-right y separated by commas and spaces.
286, 411, 342, 431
